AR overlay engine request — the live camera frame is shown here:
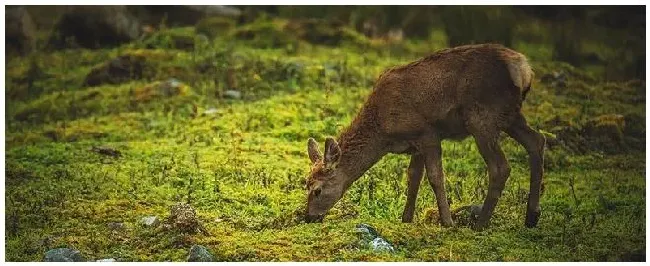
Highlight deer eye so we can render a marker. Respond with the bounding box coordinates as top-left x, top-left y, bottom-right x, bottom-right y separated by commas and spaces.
313, 187, 322, 197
